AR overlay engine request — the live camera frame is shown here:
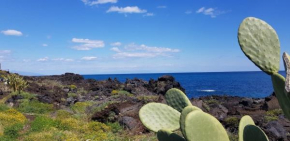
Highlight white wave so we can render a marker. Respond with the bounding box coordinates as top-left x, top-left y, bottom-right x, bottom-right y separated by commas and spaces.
197, 89, 215, 92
